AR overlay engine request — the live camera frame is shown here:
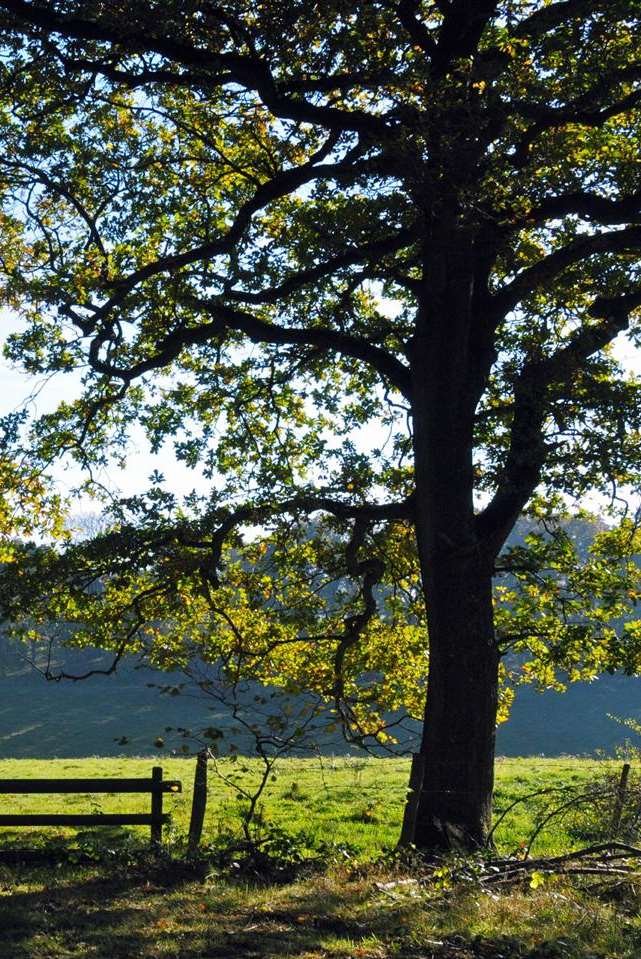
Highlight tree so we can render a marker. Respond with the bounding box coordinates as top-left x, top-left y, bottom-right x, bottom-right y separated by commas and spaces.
0, 0, 640, 851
